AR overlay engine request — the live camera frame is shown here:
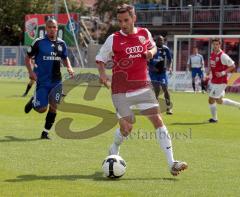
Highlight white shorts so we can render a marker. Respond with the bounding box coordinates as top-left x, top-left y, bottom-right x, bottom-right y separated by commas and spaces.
112, 88, 159, 119
208, 83, 227, 99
